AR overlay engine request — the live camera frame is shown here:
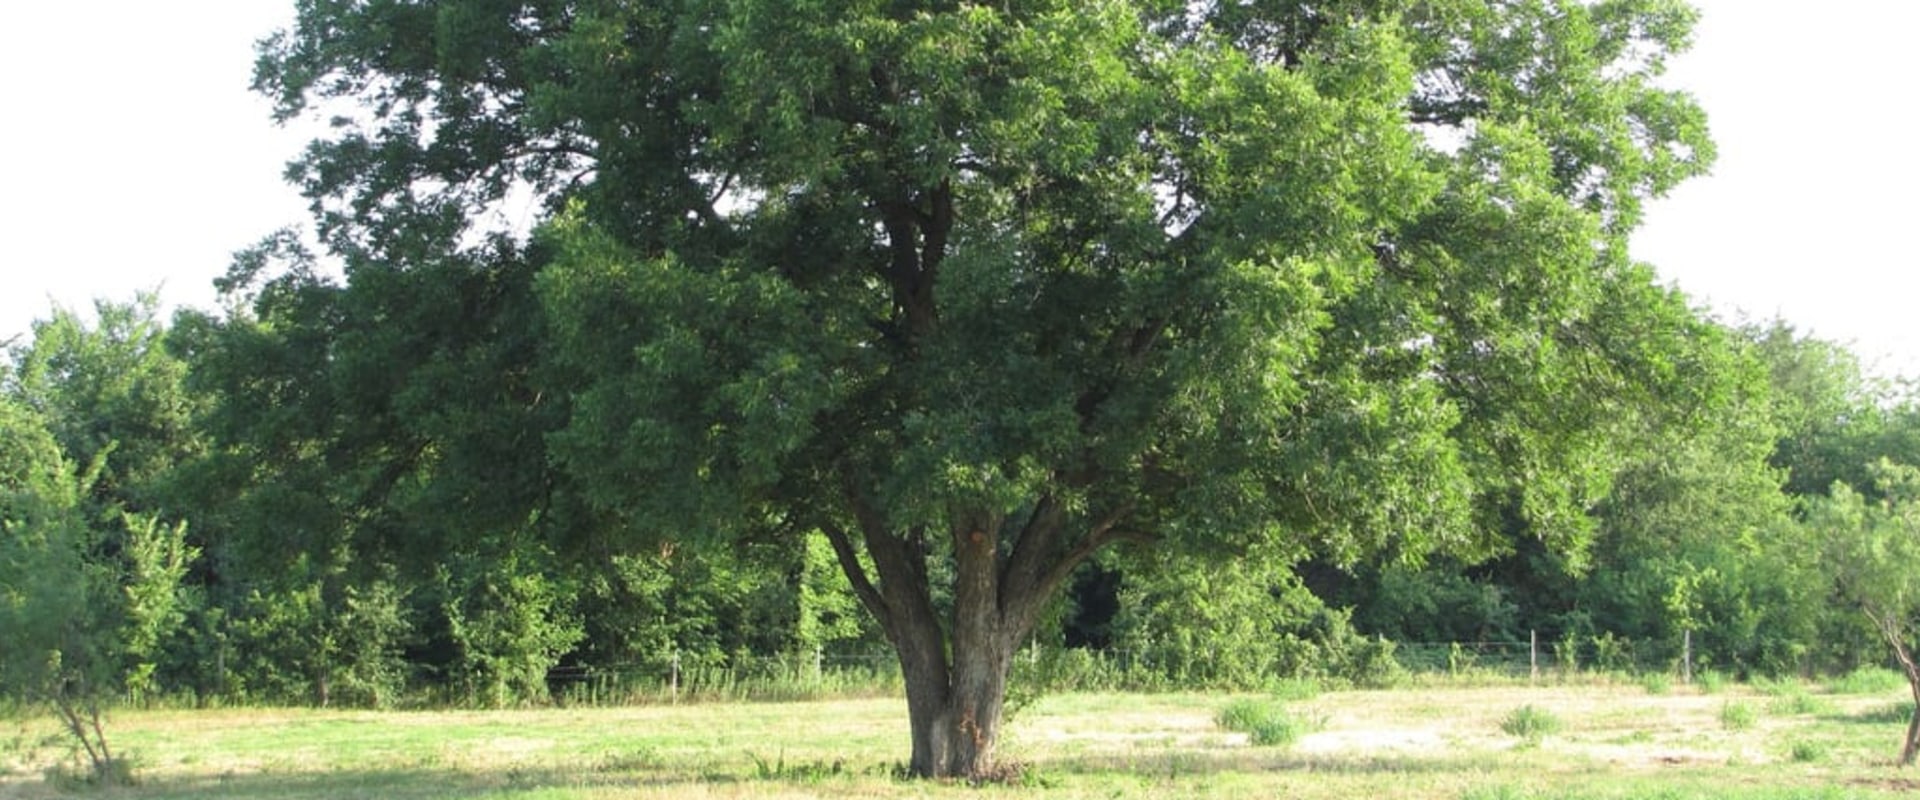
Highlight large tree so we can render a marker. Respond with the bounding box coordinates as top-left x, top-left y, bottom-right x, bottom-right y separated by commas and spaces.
255, 0, 1717, 777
